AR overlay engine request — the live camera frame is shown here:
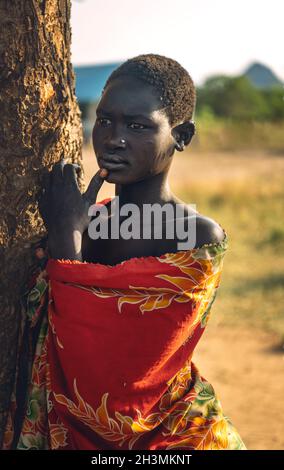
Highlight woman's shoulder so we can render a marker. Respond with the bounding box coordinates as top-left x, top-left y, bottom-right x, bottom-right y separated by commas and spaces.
172, 200, 226, 249
194, 214, 226, 248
